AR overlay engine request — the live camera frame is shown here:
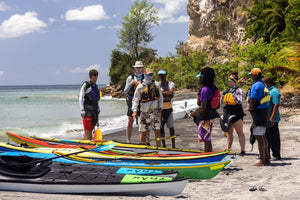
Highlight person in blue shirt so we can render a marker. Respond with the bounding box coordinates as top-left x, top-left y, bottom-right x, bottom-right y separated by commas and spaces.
248, 68, 270, 166
263, 77, 281, 161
